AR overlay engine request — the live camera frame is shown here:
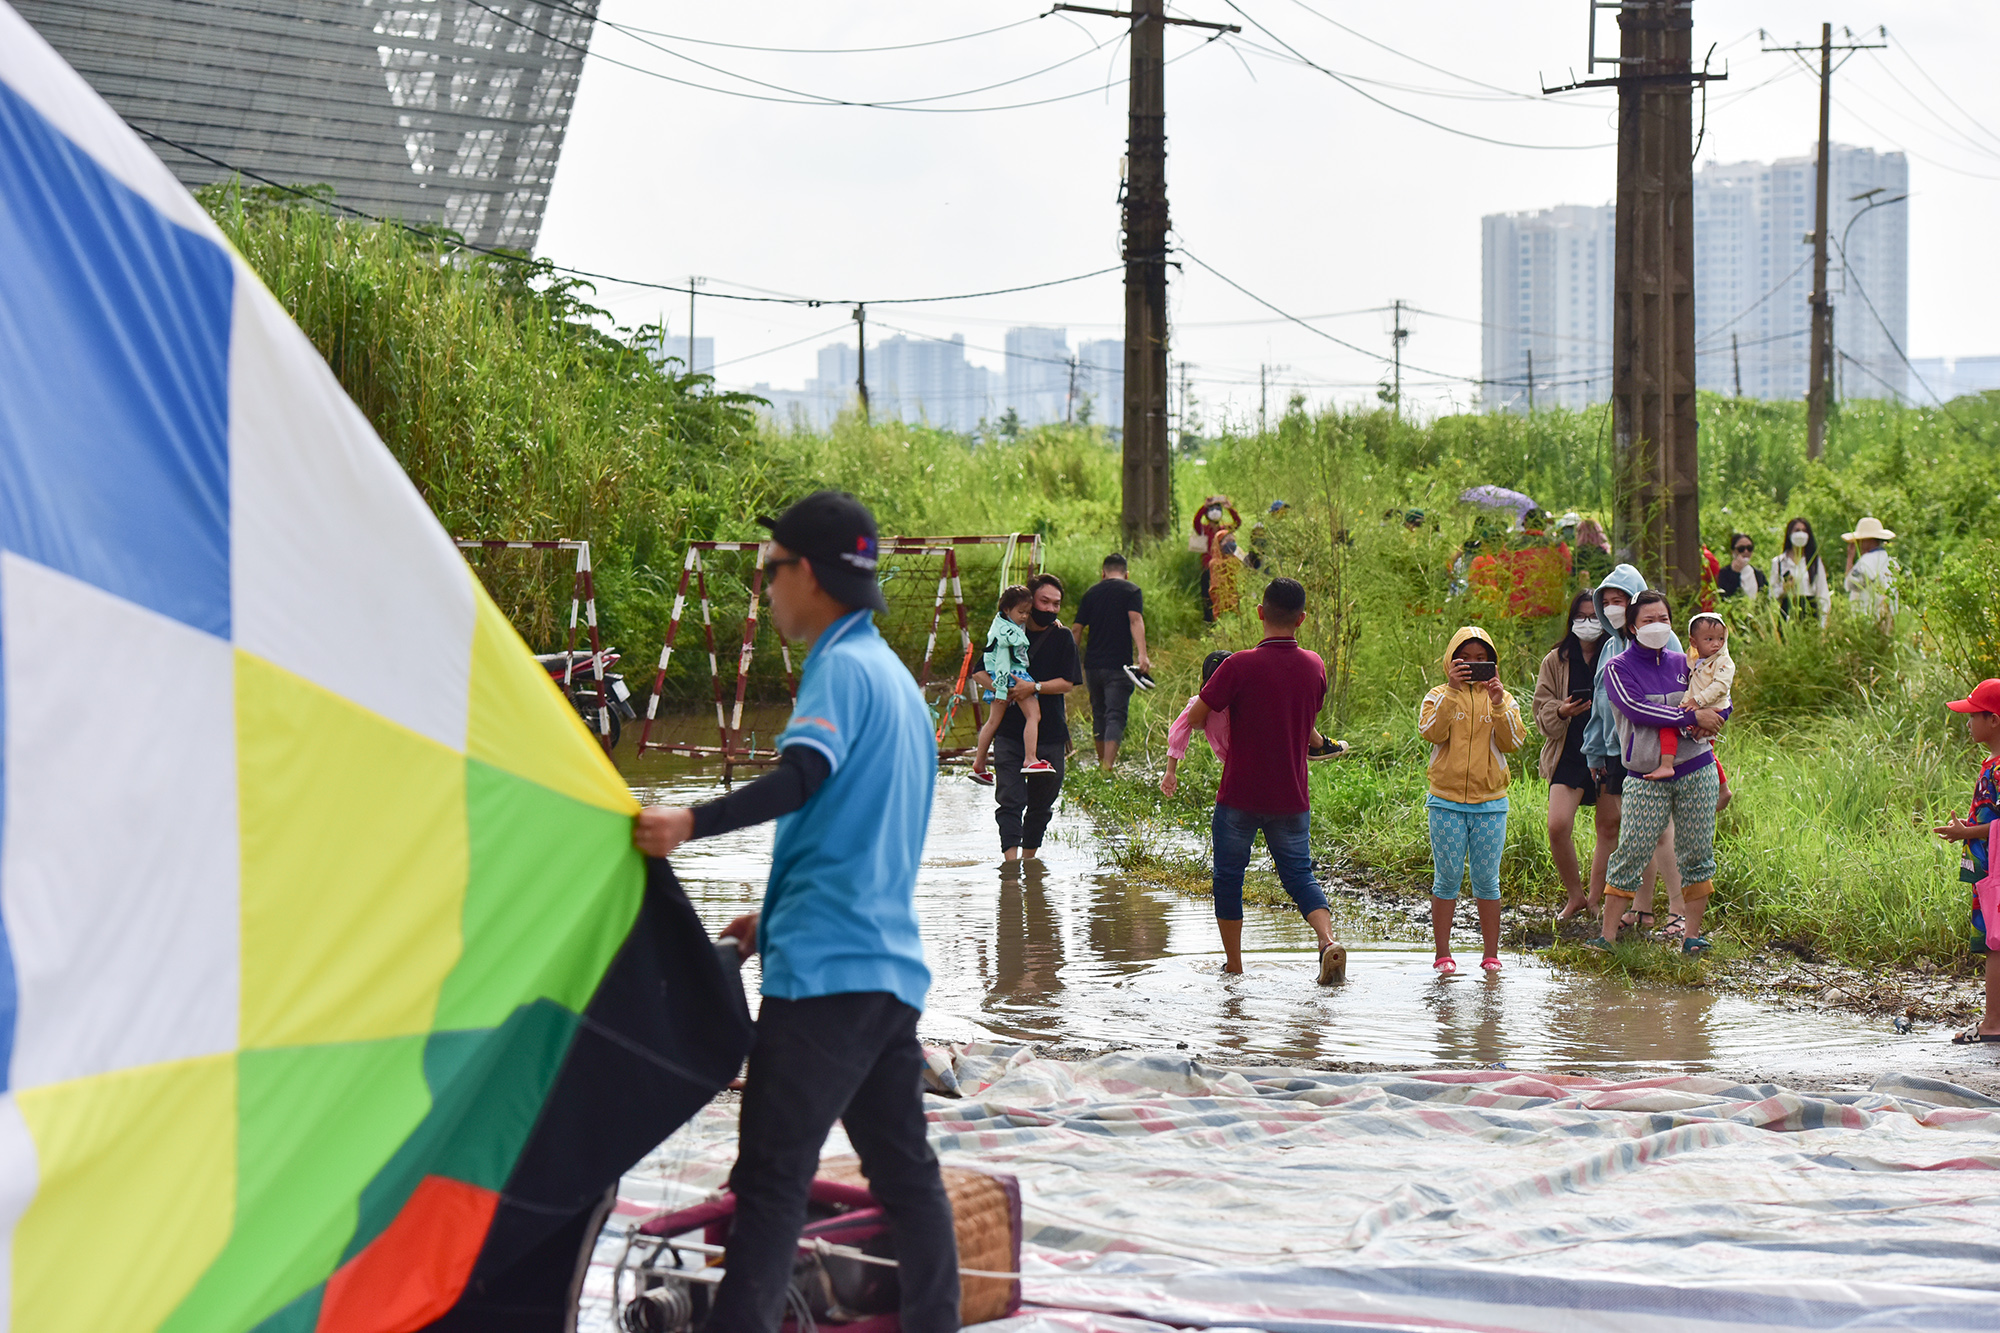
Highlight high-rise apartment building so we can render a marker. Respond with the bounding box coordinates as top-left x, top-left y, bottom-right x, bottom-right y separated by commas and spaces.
1480, 145, 1908, 412
869, 334, 995, 433
1480, 205, 1615, 413
755, 336, 994, 433
1005, 327, 1072, 428
1693, 147, 1907, 402
17, 0, 598, 250
1077, 339, 1125, 431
